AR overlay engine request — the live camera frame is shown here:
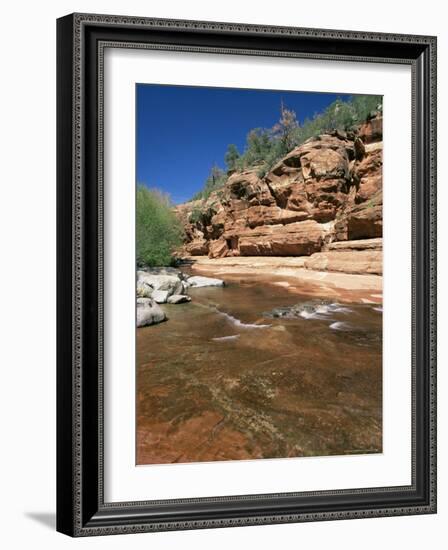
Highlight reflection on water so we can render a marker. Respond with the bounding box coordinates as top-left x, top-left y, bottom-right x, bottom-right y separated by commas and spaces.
137, 273, 382, 465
